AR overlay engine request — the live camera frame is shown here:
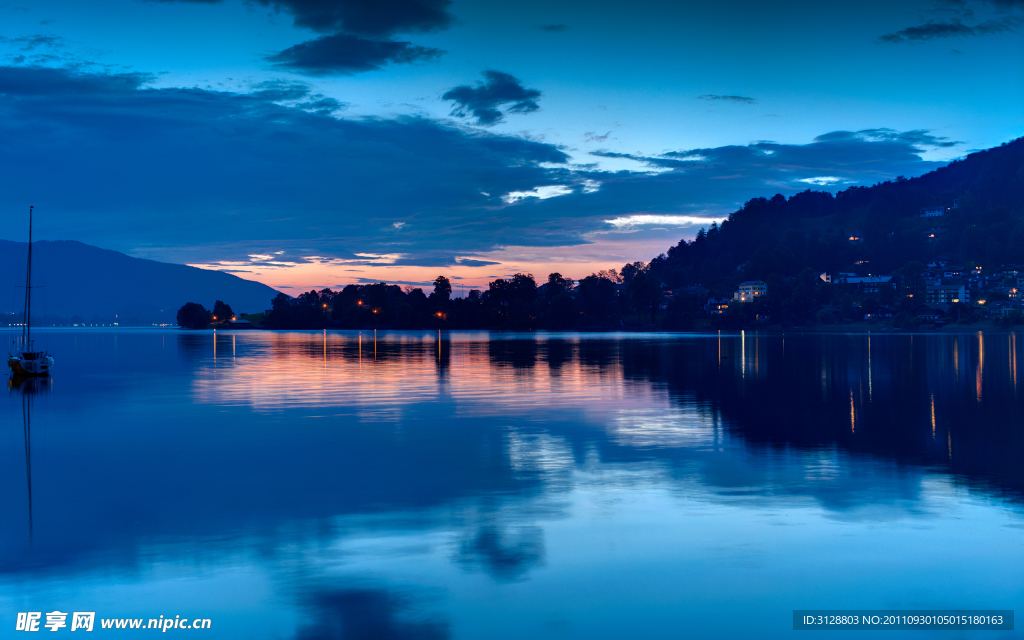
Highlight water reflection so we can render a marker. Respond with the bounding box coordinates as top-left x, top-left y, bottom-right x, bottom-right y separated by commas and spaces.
8, 376, 49, 544
1, 329, 1022, 639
